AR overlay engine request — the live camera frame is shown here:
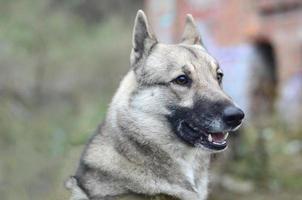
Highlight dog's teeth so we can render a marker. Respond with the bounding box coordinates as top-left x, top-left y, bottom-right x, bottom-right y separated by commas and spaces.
213, 141, 226, 145
224, 132, 229, 140
208, 134, 213, 142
